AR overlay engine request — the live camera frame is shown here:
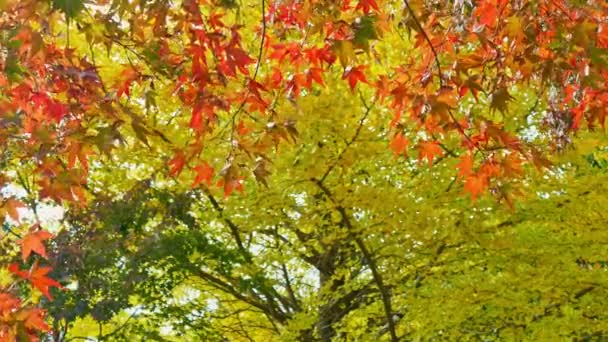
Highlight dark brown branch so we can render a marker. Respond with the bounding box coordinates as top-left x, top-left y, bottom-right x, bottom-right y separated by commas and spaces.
198, 189, 295, 318
312, 179, 399, 342
190, 266, 289, 323
203, 189, 248, 257
280, 263, 301, 311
